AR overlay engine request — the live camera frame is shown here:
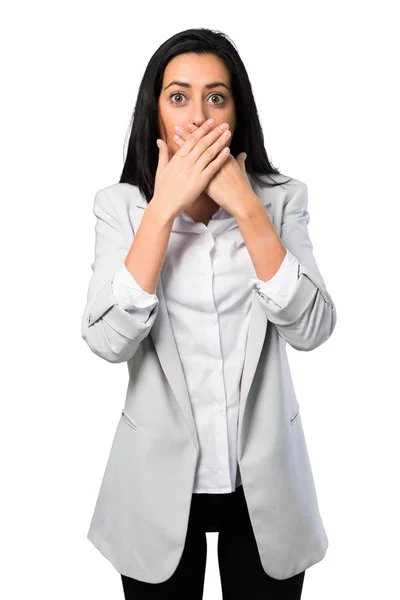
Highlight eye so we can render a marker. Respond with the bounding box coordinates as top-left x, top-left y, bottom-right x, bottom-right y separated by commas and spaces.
209, 93, 225, 105
170, 92, 186, 104
169, 92, 226, 105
